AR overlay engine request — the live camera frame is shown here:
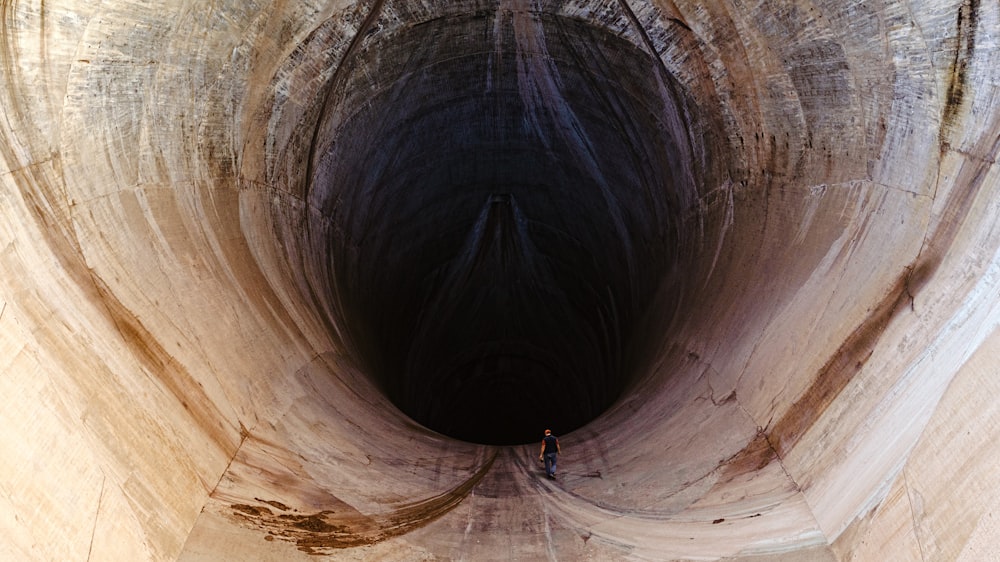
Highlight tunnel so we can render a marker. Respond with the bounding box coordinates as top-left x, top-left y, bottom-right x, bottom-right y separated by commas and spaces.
311, 9, 693, 445
1, 0, 999, 560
